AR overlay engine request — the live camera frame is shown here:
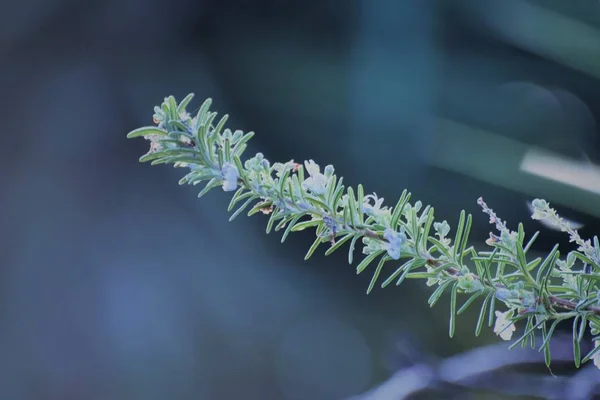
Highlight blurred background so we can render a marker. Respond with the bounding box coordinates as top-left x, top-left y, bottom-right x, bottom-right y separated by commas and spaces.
2, 0, 600, 398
